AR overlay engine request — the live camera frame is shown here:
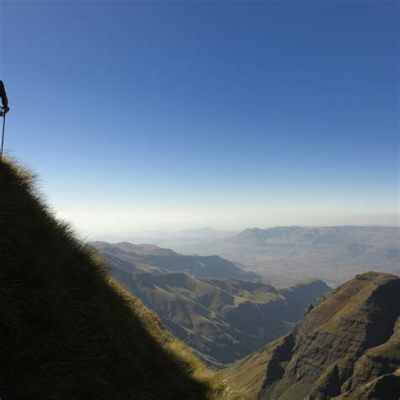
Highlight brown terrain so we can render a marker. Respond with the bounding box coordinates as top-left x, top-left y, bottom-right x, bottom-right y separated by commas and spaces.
225, 271, 400, 399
